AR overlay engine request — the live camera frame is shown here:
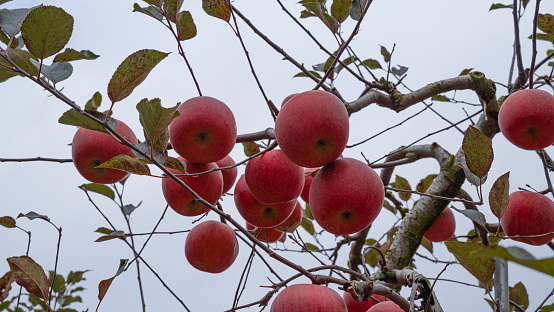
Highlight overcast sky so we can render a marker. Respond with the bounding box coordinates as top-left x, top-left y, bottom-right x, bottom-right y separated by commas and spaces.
1, 0, 554, 311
